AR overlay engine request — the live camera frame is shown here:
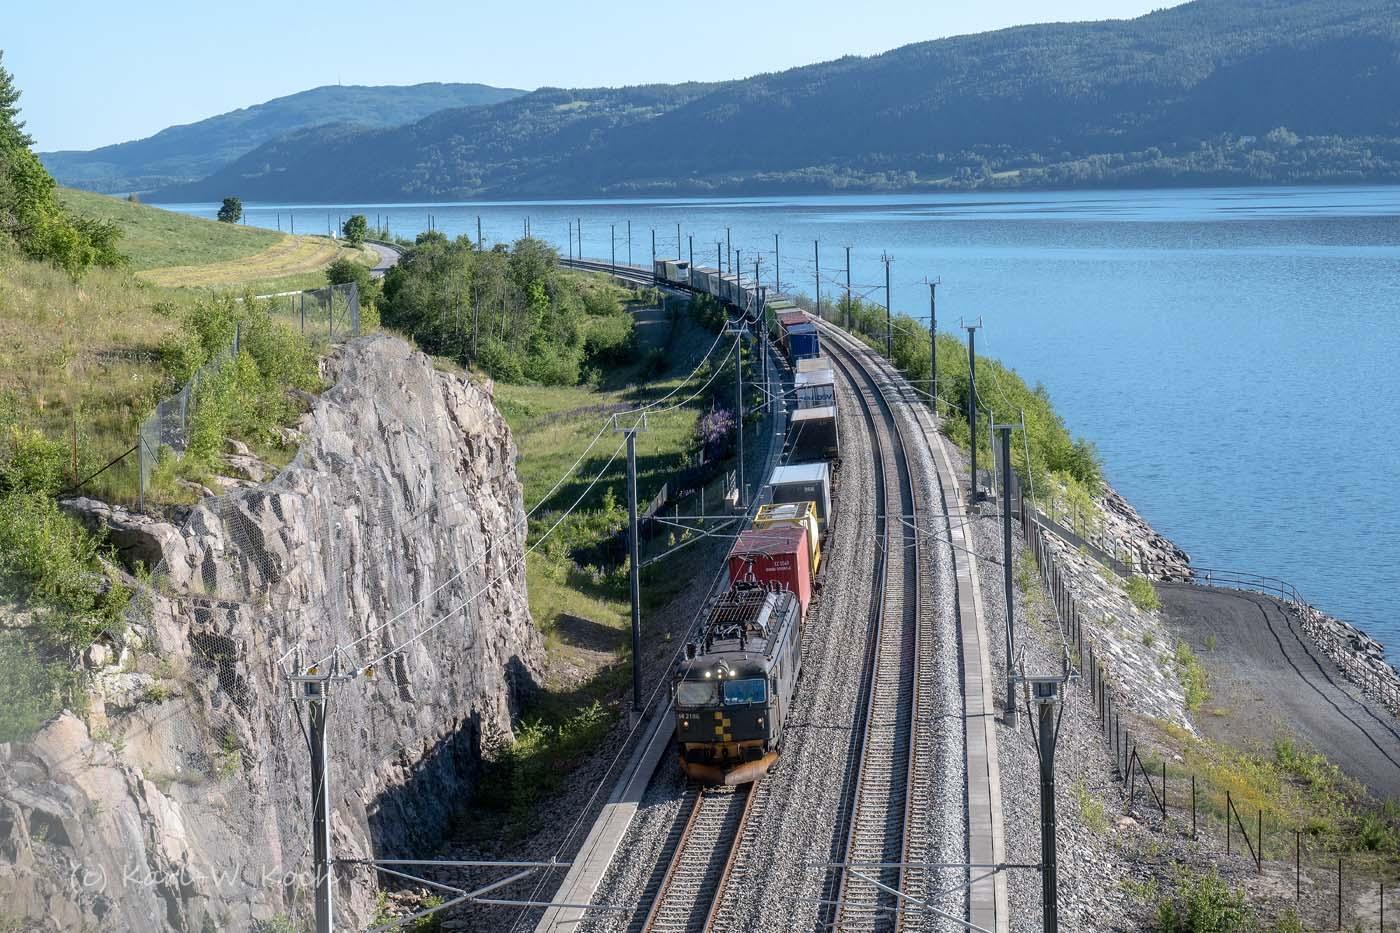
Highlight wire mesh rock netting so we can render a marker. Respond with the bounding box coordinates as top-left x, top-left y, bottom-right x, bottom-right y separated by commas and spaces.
112, 334, 532, 924
136, 282, 359, 506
